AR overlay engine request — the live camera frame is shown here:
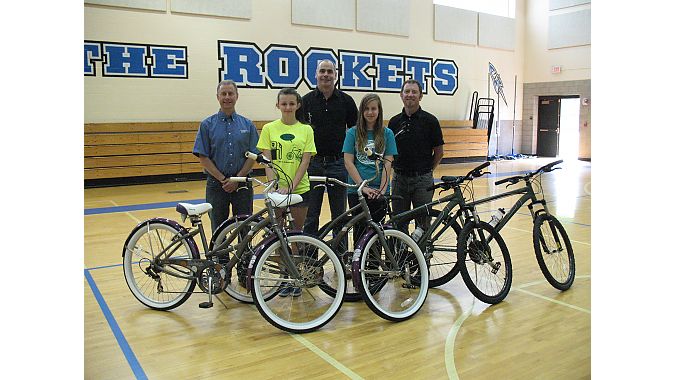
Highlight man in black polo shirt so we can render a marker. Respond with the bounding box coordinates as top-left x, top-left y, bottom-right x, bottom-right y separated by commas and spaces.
389, 79, 444, 230
300, 59, 359, 236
